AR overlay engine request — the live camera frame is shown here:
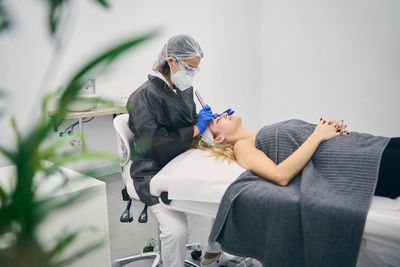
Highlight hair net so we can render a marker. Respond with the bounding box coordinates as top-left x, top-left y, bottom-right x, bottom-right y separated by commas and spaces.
200, 127, 215, 146
152, 34, 204, 71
